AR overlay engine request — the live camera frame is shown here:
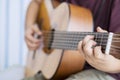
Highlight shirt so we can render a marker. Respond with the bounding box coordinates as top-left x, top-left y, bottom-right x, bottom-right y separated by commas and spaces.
58, 0, 120, 80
